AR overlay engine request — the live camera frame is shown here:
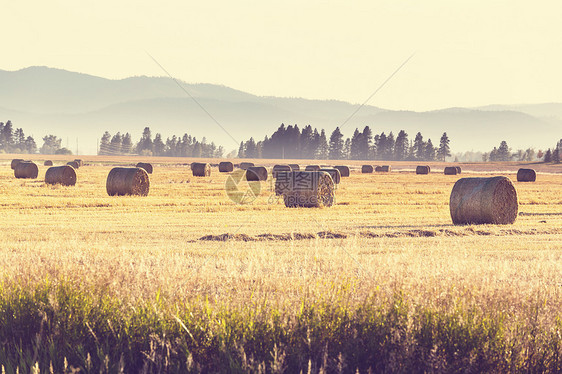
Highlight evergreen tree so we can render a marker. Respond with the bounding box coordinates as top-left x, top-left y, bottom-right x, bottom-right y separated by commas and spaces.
14, 128, 25, 151
350, 128, 362, 160
437, 132, 451, 161
317, 130, 329, 159
245, 138, 257, 158
385, 132, 395, 160
394, 130, 409, 161
425, 139, 436, 161
238, 141, 245, 158
544, 149, 552, 162
0, 120, 14, 151
110, 132, 123, 155
40, 135, 62, 154
361, 126, 373, 159
99, 131, 111, 155
413, 132, 425, 160
122, 133, 133, 154
136, 127, 153, 155
24, 136, 37, 154
328, 127, 344, 160
153, 133, 165, 156
497, 141, 511, 161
